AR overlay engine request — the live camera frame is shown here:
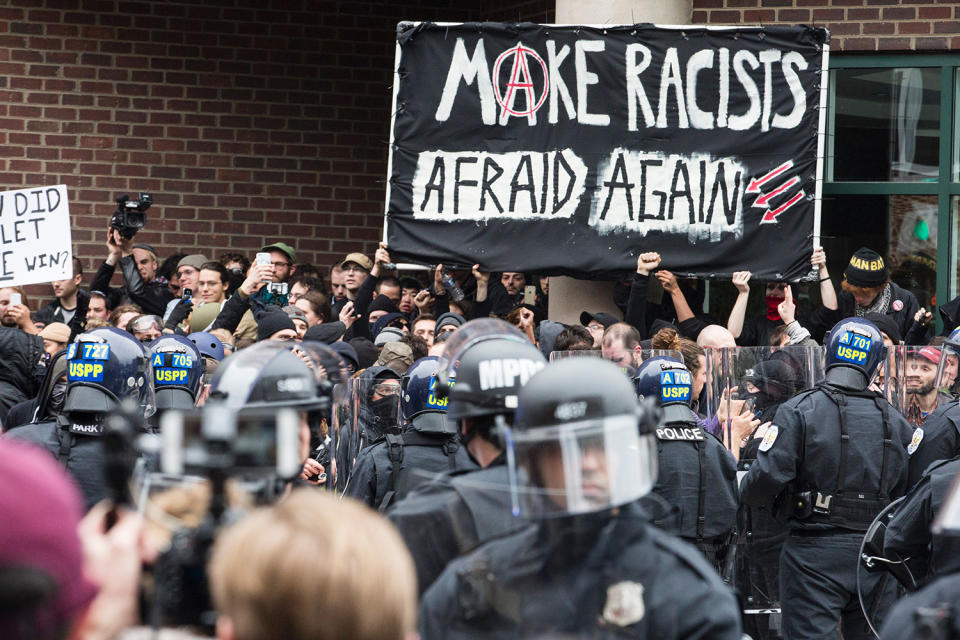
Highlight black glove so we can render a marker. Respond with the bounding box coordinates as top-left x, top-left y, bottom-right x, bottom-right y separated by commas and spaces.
164, 298, 193, 330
